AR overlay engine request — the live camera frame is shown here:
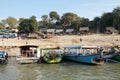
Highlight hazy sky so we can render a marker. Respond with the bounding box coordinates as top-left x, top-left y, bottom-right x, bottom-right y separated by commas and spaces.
0, 0, 120, 21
